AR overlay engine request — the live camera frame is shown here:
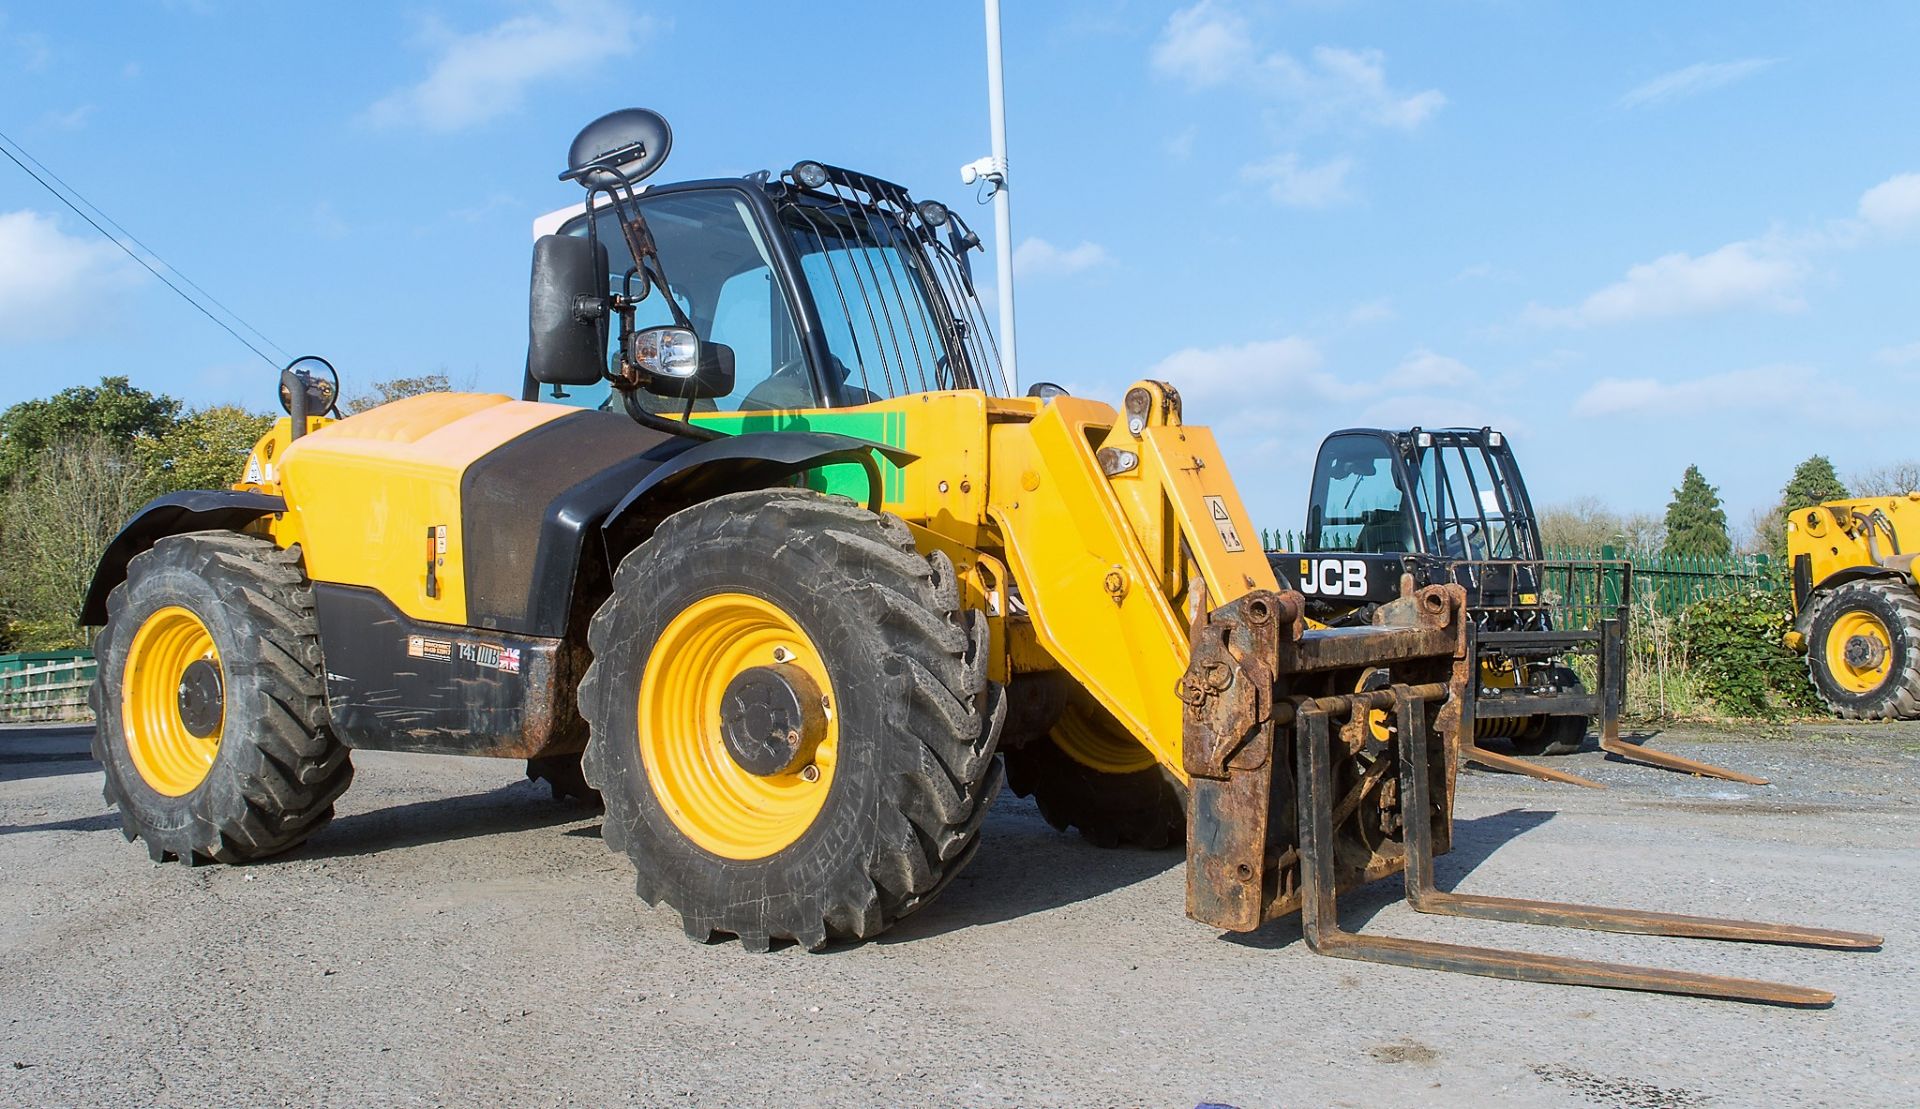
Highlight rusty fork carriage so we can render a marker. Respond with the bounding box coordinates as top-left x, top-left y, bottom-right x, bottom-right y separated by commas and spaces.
1179, 583, 1882, 1006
